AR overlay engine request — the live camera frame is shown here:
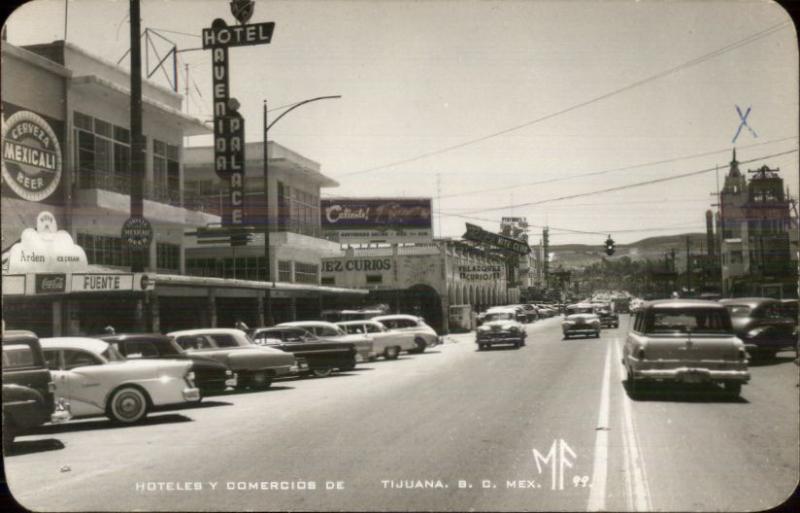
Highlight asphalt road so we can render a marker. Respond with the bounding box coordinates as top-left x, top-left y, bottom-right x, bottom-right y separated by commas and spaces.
3, 315, 798, 511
